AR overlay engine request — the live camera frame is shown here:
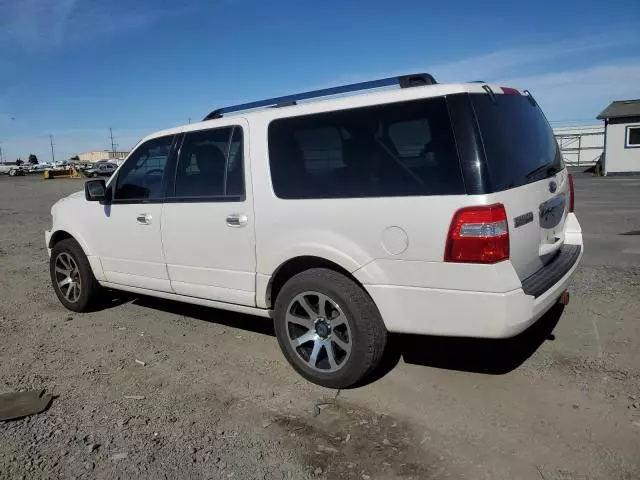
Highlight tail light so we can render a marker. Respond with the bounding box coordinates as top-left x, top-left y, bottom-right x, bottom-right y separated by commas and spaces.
568, 174, 575, 212
445, 204, 509, 264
